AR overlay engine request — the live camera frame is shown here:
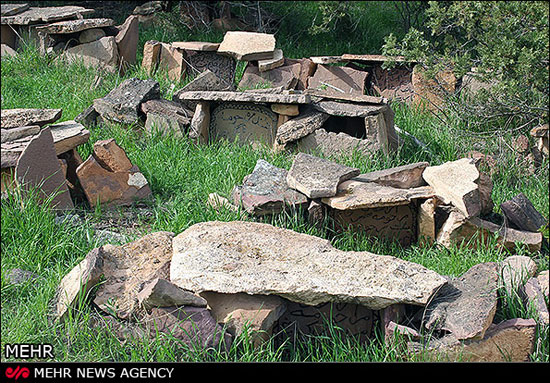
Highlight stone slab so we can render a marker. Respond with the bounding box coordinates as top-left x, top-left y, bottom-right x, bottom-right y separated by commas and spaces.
307, 64, 368, 96
209, 102, 278, 146
258, 48, 284, 72
286, 153, 360, 199
63, 36, 119, 73
217, 31, 276, 61
1, 125, 40, 143
141, 40, 161, 75
353, 162, 429, 189
170, 221, 447, 309
501, 193, 547, 233
171, 41, 220, 51
137, 277, 207, 309
371, 65, 414, 102
1, 108, 62, 129
115, 15, 139, 68
183, 50, 236, 88
2, 6, 95, 25
312, 100, 387, 117
239, 62, 301, 90
1, 3, 29, 17
158, 42, 185, 82
36, 18, 114, 34
275, 108, 328, 144
296, 128, 381, 158
175, 90, 311, 104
